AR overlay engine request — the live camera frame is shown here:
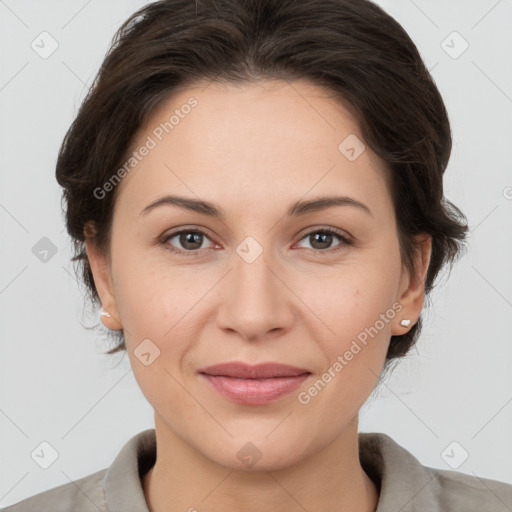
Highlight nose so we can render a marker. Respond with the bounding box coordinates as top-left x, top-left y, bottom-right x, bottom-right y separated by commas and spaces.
215, 247, 296, 342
